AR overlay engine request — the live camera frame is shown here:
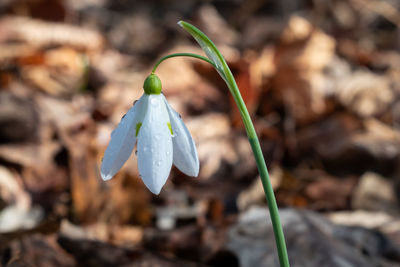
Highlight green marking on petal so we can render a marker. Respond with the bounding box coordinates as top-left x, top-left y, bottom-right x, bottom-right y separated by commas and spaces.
135, 122, 142, 137
167, 122, 173, 135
